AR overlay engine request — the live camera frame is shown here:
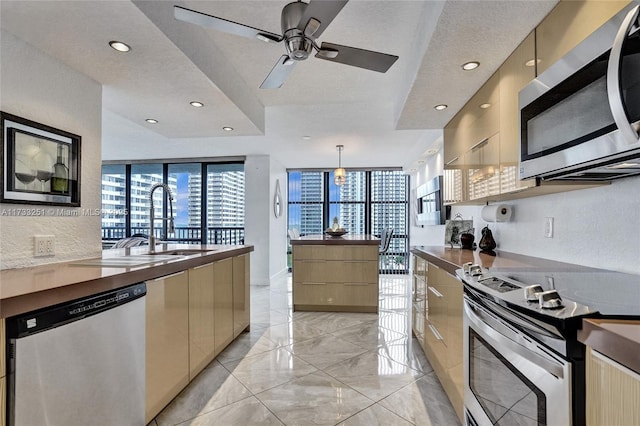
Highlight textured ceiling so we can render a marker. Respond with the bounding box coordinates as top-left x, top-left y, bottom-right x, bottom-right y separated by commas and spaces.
0, 0, 558, 170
